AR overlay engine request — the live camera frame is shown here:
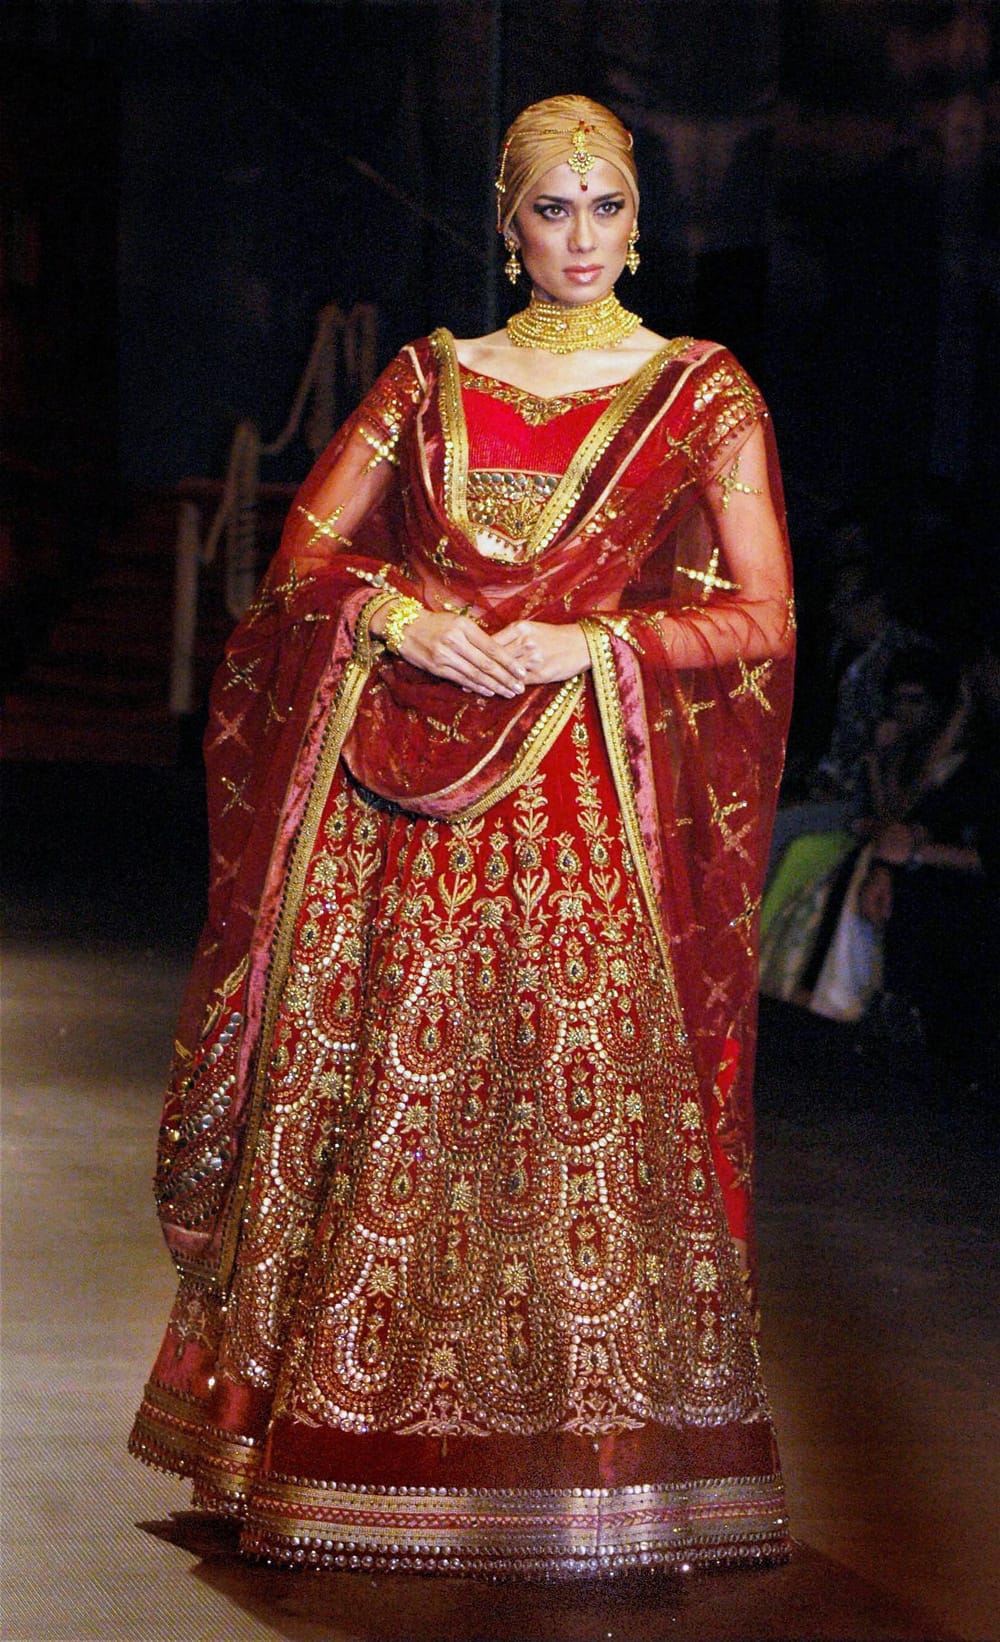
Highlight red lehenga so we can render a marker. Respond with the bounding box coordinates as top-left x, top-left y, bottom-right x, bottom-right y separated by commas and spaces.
130, 330, 795, 1577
